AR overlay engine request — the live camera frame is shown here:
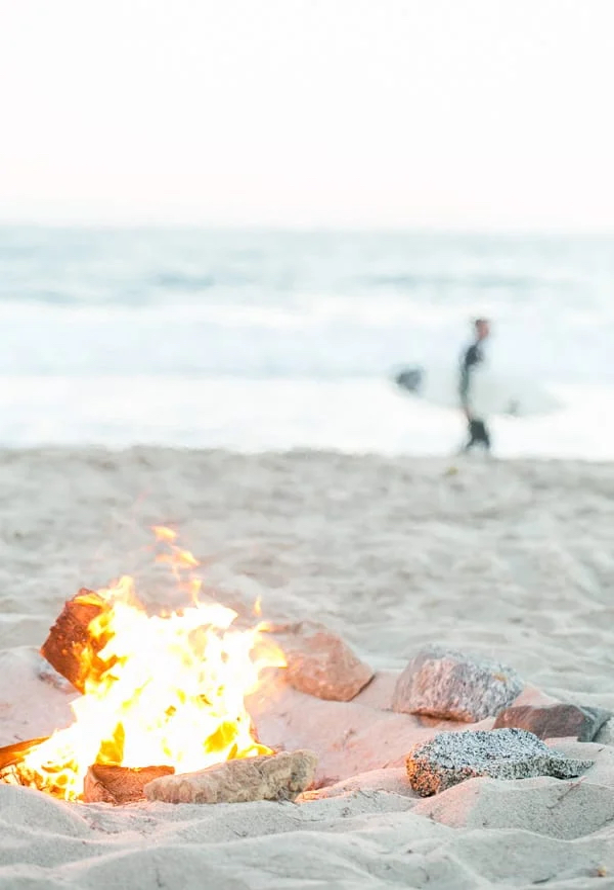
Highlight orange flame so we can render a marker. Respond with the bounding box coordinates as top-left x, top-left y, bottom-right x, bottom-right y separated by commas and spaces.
22, 538, 285, 801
